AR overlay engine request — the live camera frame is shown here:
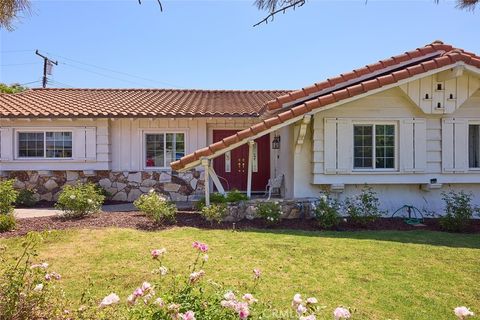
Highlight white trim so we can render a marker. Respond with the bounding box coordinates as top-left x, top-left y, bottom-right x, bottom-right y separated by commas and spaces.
141, 129, 188, 170
351, 120, 399, 172
177, 62, 480, 171
14, 128, 74, 160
